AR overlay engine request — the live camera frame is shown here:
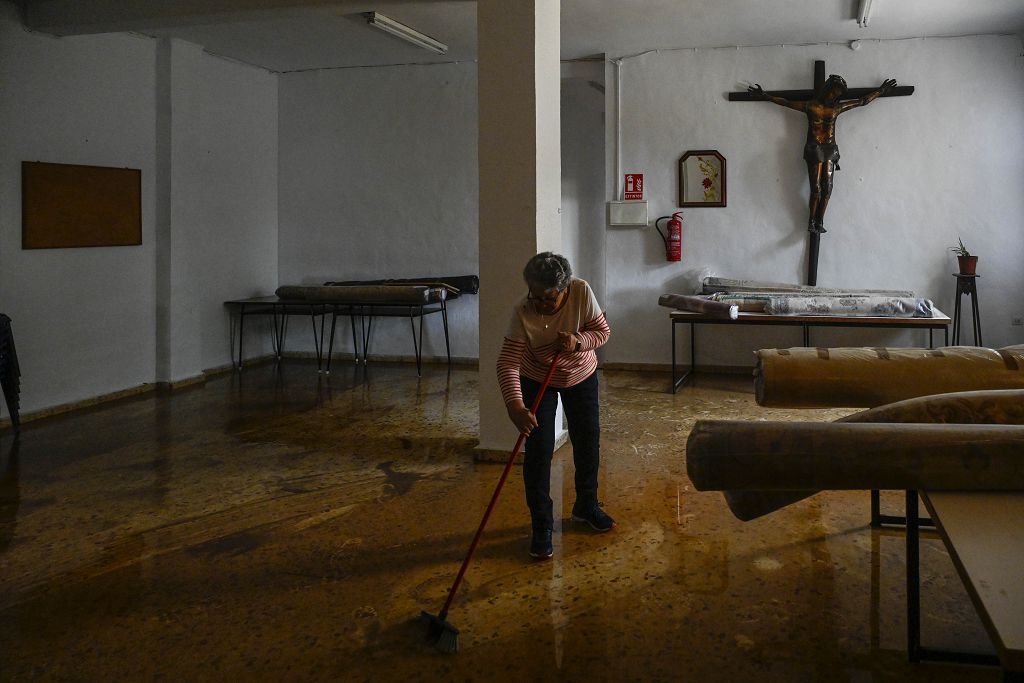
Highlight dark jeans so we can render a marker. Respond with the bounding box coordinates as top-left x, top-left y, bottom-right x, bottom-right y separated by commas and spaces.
521, 371, 600, 531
